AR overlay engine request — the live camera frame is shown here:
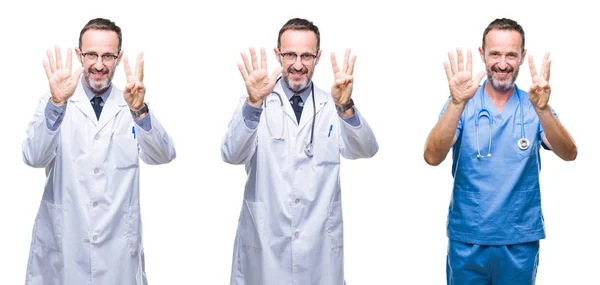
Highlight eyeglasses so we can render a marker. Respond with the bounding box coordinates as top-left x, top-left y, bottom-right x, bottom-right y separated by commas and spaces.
279, 52, 317, 64
81, 52, 118, 65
